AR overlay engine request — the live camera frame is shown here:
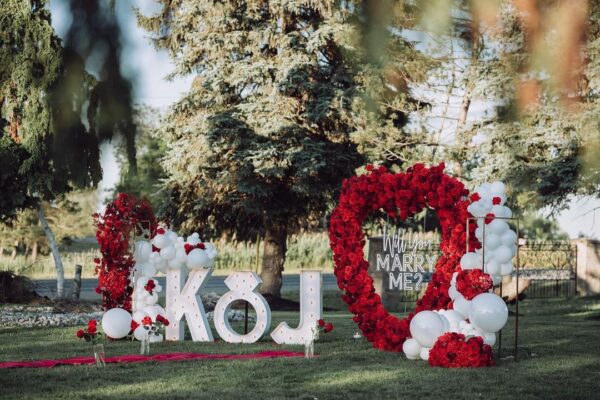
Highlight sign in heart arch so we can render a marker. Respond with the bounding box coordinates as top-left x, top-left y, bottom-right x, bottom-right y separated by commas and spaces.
329, 163, 491, 360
